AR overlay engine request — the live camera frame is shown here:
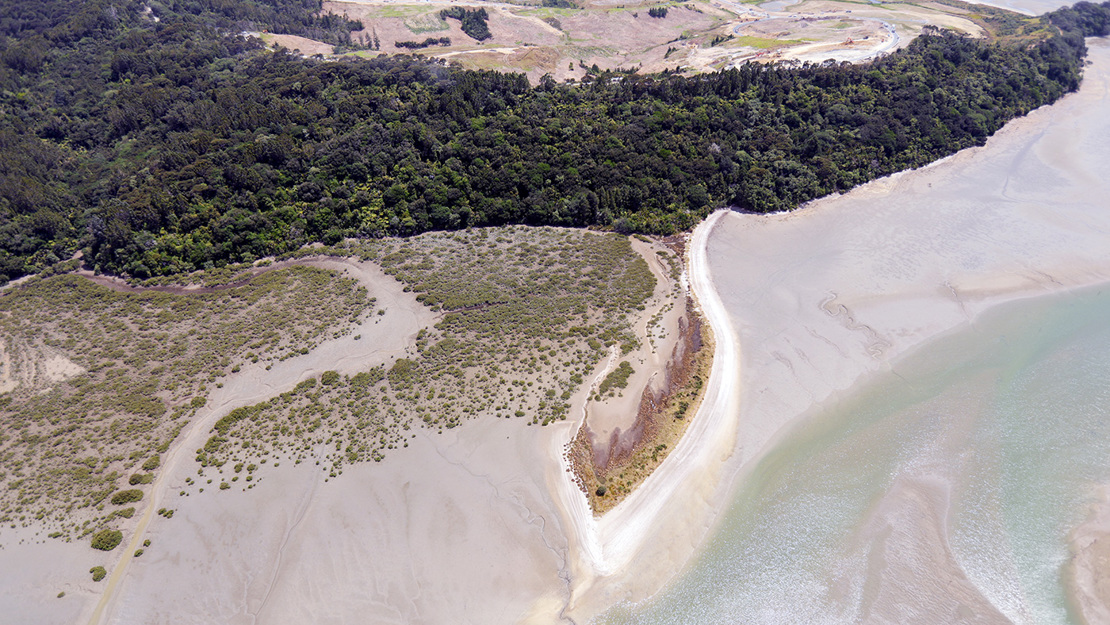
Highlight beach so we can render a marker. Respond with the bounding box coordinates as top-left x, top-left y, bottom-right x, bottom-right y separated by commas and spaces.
5, 26, 1110, 625
585, 37, 1110, 625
